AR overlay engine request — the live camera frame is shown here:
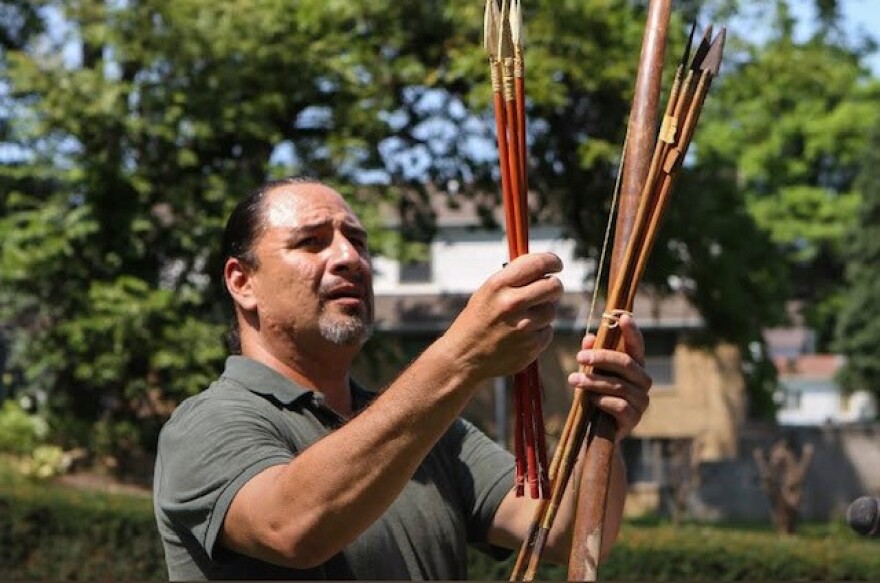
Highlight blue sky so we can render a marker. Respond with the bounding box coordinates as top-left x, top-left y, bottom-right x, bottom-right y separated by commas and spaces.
726, 1, 878, 73
839, 0, 879, 72
796, 0, 879, 72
